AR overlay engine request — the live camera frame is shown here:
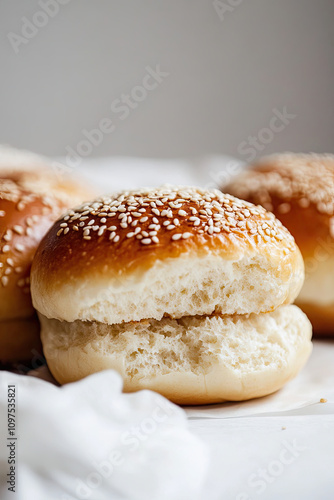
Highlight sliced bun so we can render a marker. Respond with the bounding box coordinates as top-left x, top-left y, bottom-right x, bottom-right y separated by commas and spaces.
39, 305, 312, 404
31, 186, 304, 324
224, 153, 334, 335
